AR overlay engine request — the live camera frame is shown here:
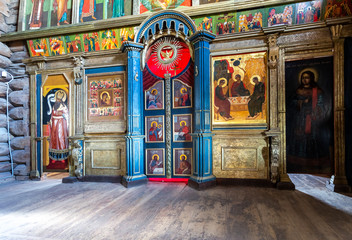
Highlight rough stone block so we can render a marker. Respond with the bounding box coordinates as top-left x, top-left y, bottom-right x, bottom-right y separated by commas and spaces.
0, 114, 6, 127
12, 149, 30, 164
0, 42, 12, 58
0, 55, 11, 68
0, 155, 10, 162
0, 162, 11, 172
15, 175, 29, 181
10, 120, 27, 136
9, 78, 29, 91
0, 98, 13, 114
14, 164, 28, 176
8, 41, 24, 52
9, 90, 28, 106
10, 51, 29, 63
0, 82, 7, 98
5, 10, 18, 25
9, 107, 25, 120
0, 143, 9, 156
7, 67, 26, 77
0, 127, 7, 142
0, 172, 14, 181
0, 2, 10, 17
11, 136, 30, 150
